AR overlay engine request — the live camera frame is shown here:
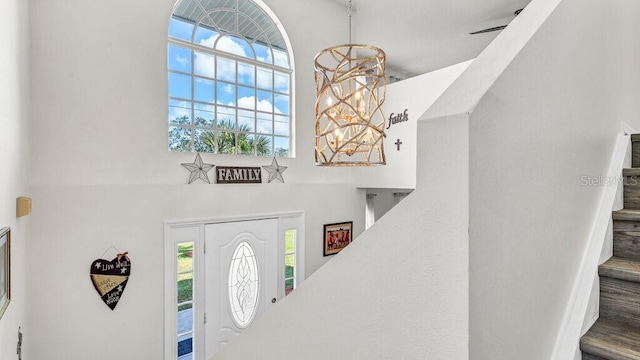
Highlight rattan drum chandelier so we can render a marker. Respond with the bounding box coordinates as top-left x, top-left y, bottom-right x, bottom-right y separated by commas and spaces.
314, 0, 387, 166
